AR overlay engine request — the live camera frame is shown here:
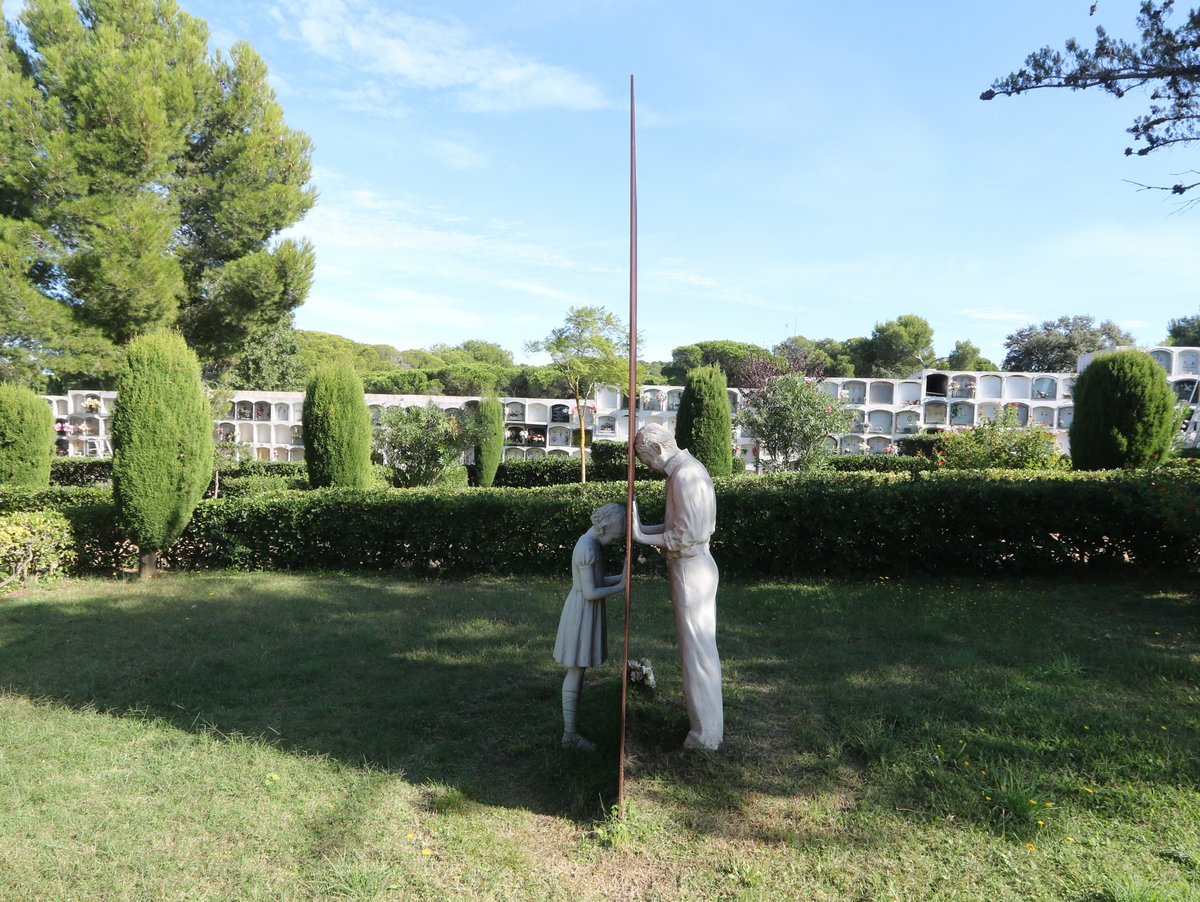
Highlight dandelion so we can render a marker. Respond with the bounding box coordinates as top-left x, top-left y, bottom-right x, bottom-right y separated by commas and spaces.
406, 833, 415, 839
421, 849, 432, 856
1025, 842, 1037, 852
1037, 819, 1045, 826
1044, 802, 1053, 808
1029, 799, 1037, 805
1066, 836, 1076, 843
